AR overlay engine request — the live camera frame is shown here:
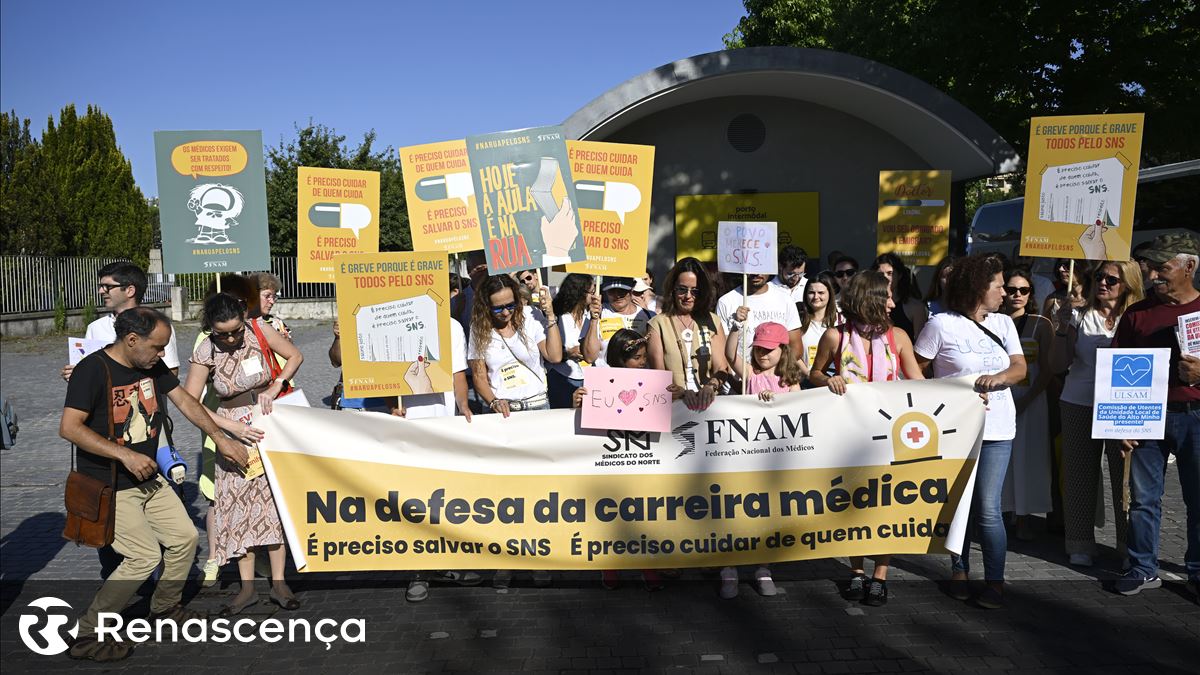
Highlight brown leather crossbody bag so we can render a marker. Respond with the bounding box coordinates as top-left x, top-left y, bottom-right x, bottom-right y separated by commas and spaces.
62, 358, 119, 548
